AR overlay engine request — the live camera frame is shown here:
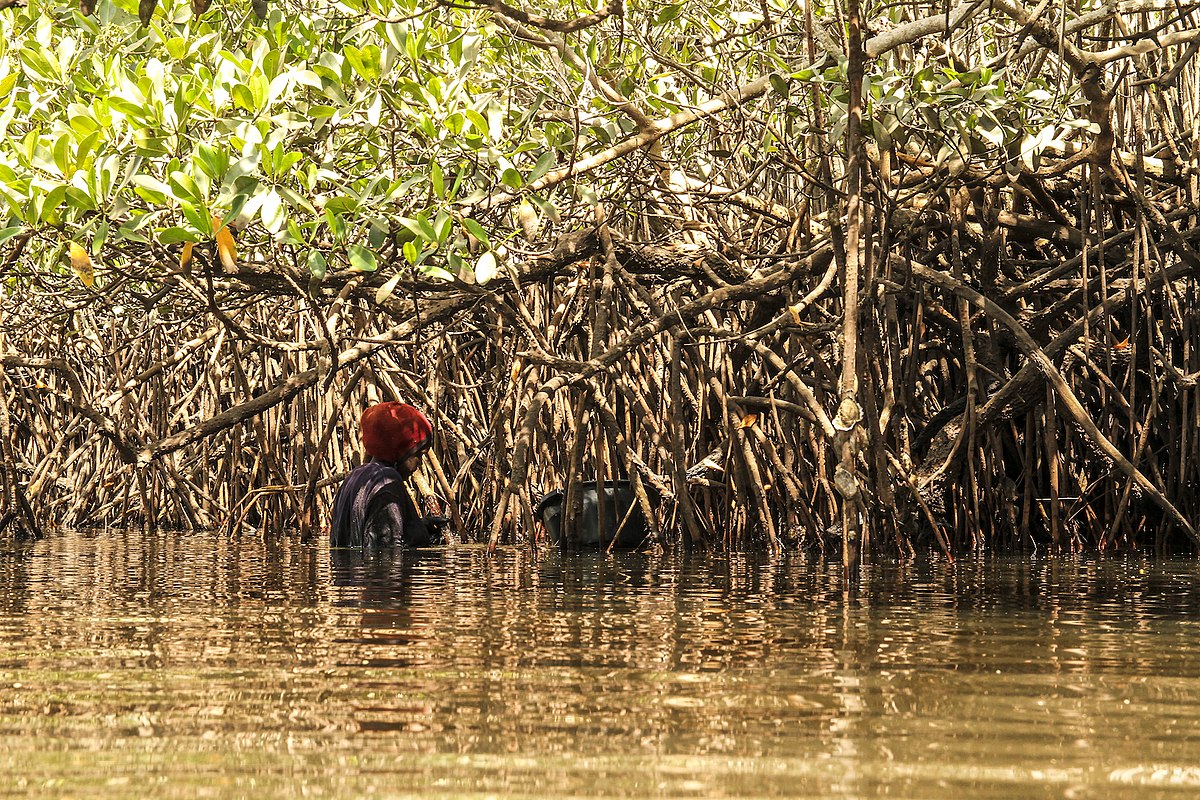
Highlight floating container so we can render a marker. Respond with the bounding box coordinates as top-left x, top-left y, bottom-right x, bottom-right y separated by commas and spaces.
535, 480, 655, 548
